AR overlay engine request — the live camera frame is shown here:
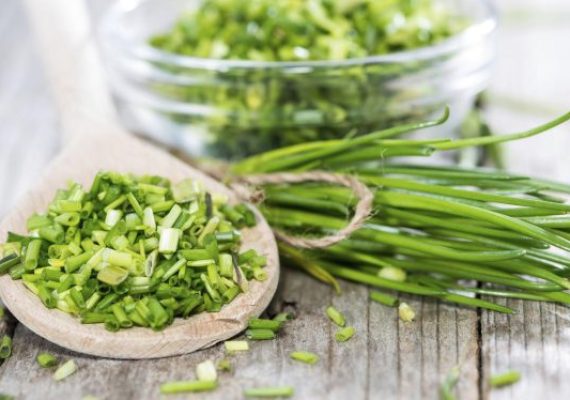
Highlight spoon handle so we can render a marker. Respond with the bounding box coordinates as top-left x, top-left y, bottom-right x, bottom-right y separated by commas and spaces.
22, 0, 121, 140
